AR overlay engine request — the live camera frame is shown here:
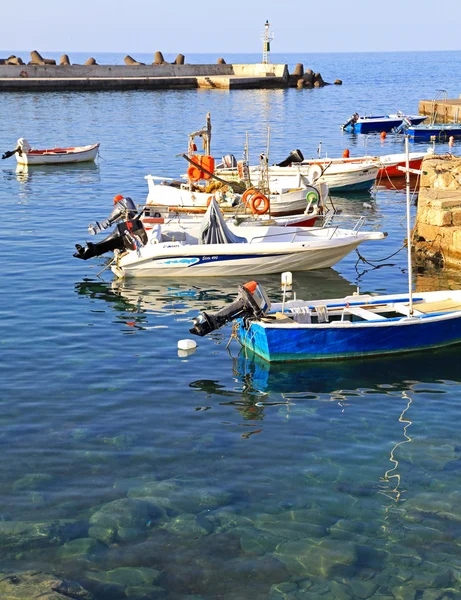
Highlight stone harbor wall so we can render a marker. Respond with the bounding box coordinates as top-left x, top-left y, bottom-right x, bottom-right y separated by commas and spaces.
413, 155, 461, 269
0, 52, 341, 91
